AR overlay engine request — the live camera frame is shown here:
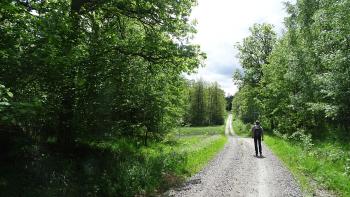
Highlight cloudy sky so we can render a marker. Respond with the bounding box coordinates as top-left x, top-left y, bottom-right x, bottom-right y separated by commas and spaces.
187, 0, 290, 96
